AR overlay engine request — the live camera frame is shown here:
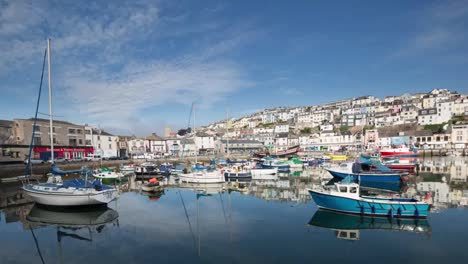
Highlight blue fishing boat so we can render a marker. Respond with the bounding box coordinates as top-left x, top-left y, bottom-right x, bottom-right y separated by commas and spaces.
308, 179, 430, 218
326, 160, 404, 183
